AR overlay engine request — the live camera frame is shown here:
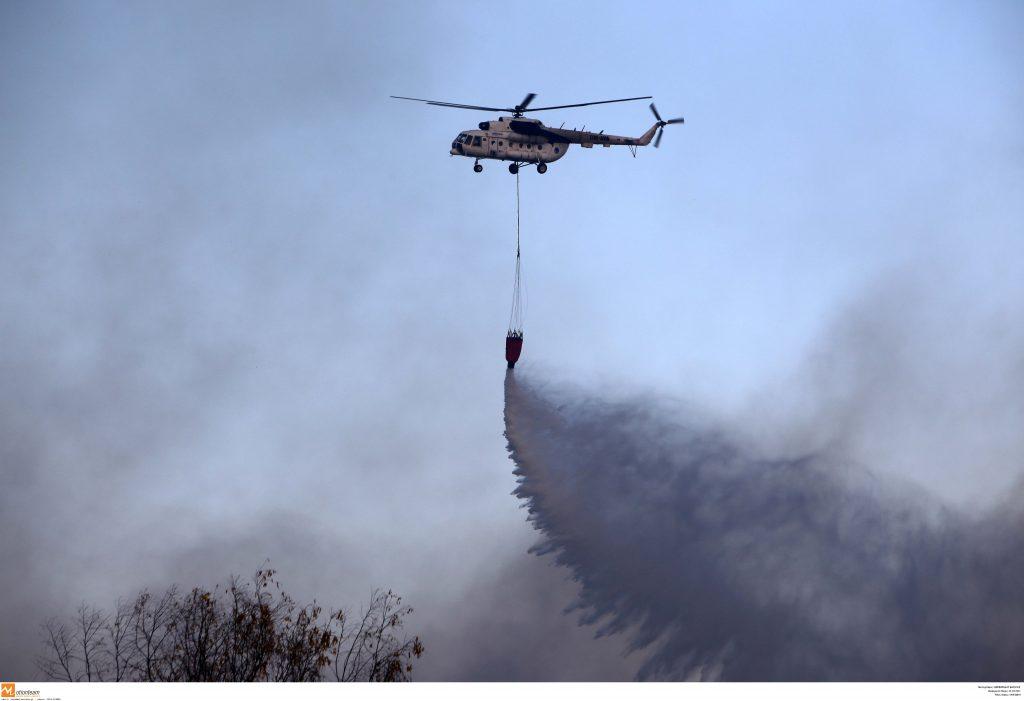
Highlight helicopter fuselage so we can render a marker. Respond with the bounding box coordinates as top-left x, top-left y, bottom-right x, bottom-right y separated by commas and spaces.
450, 116, 659, 167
